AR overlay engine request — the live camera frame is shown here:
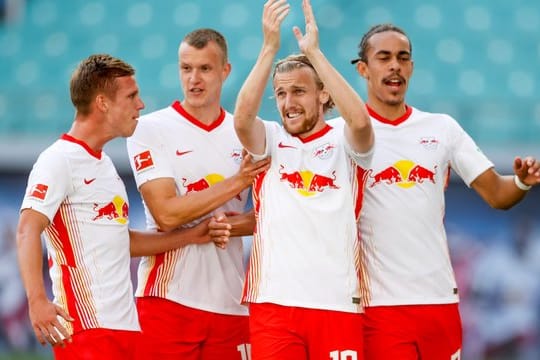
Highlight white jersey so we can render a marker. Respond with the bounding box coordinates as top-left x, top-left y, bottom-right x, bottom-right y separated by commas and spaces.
126, 101, 249, 315
242, 119, 372, 313
20, 134, 139, 334
358, 105, 493, 307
